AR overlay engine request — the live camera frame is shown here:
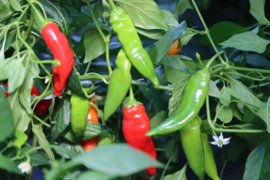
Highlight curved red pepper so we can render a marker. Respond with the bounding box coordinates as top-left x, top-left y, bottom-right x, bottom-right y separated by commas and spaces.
80, 97, 99, 152
41, 23, 74, 96
123, 104, 157, 175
